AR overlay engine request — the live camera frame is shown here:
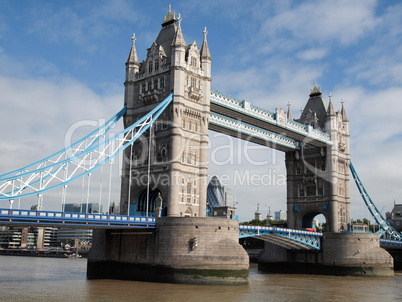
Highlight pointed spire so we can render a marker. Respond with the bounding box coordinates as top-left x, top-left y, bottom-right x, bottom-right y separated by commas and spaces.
341, 99, 349, 122
172, 14, 186, 47
200, 27, 211, 60
126, 33, 139, 64
163, 4, 176, 25
287, 102, 294, 120
310, 81, 322, 96
326, 92, 335, 117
